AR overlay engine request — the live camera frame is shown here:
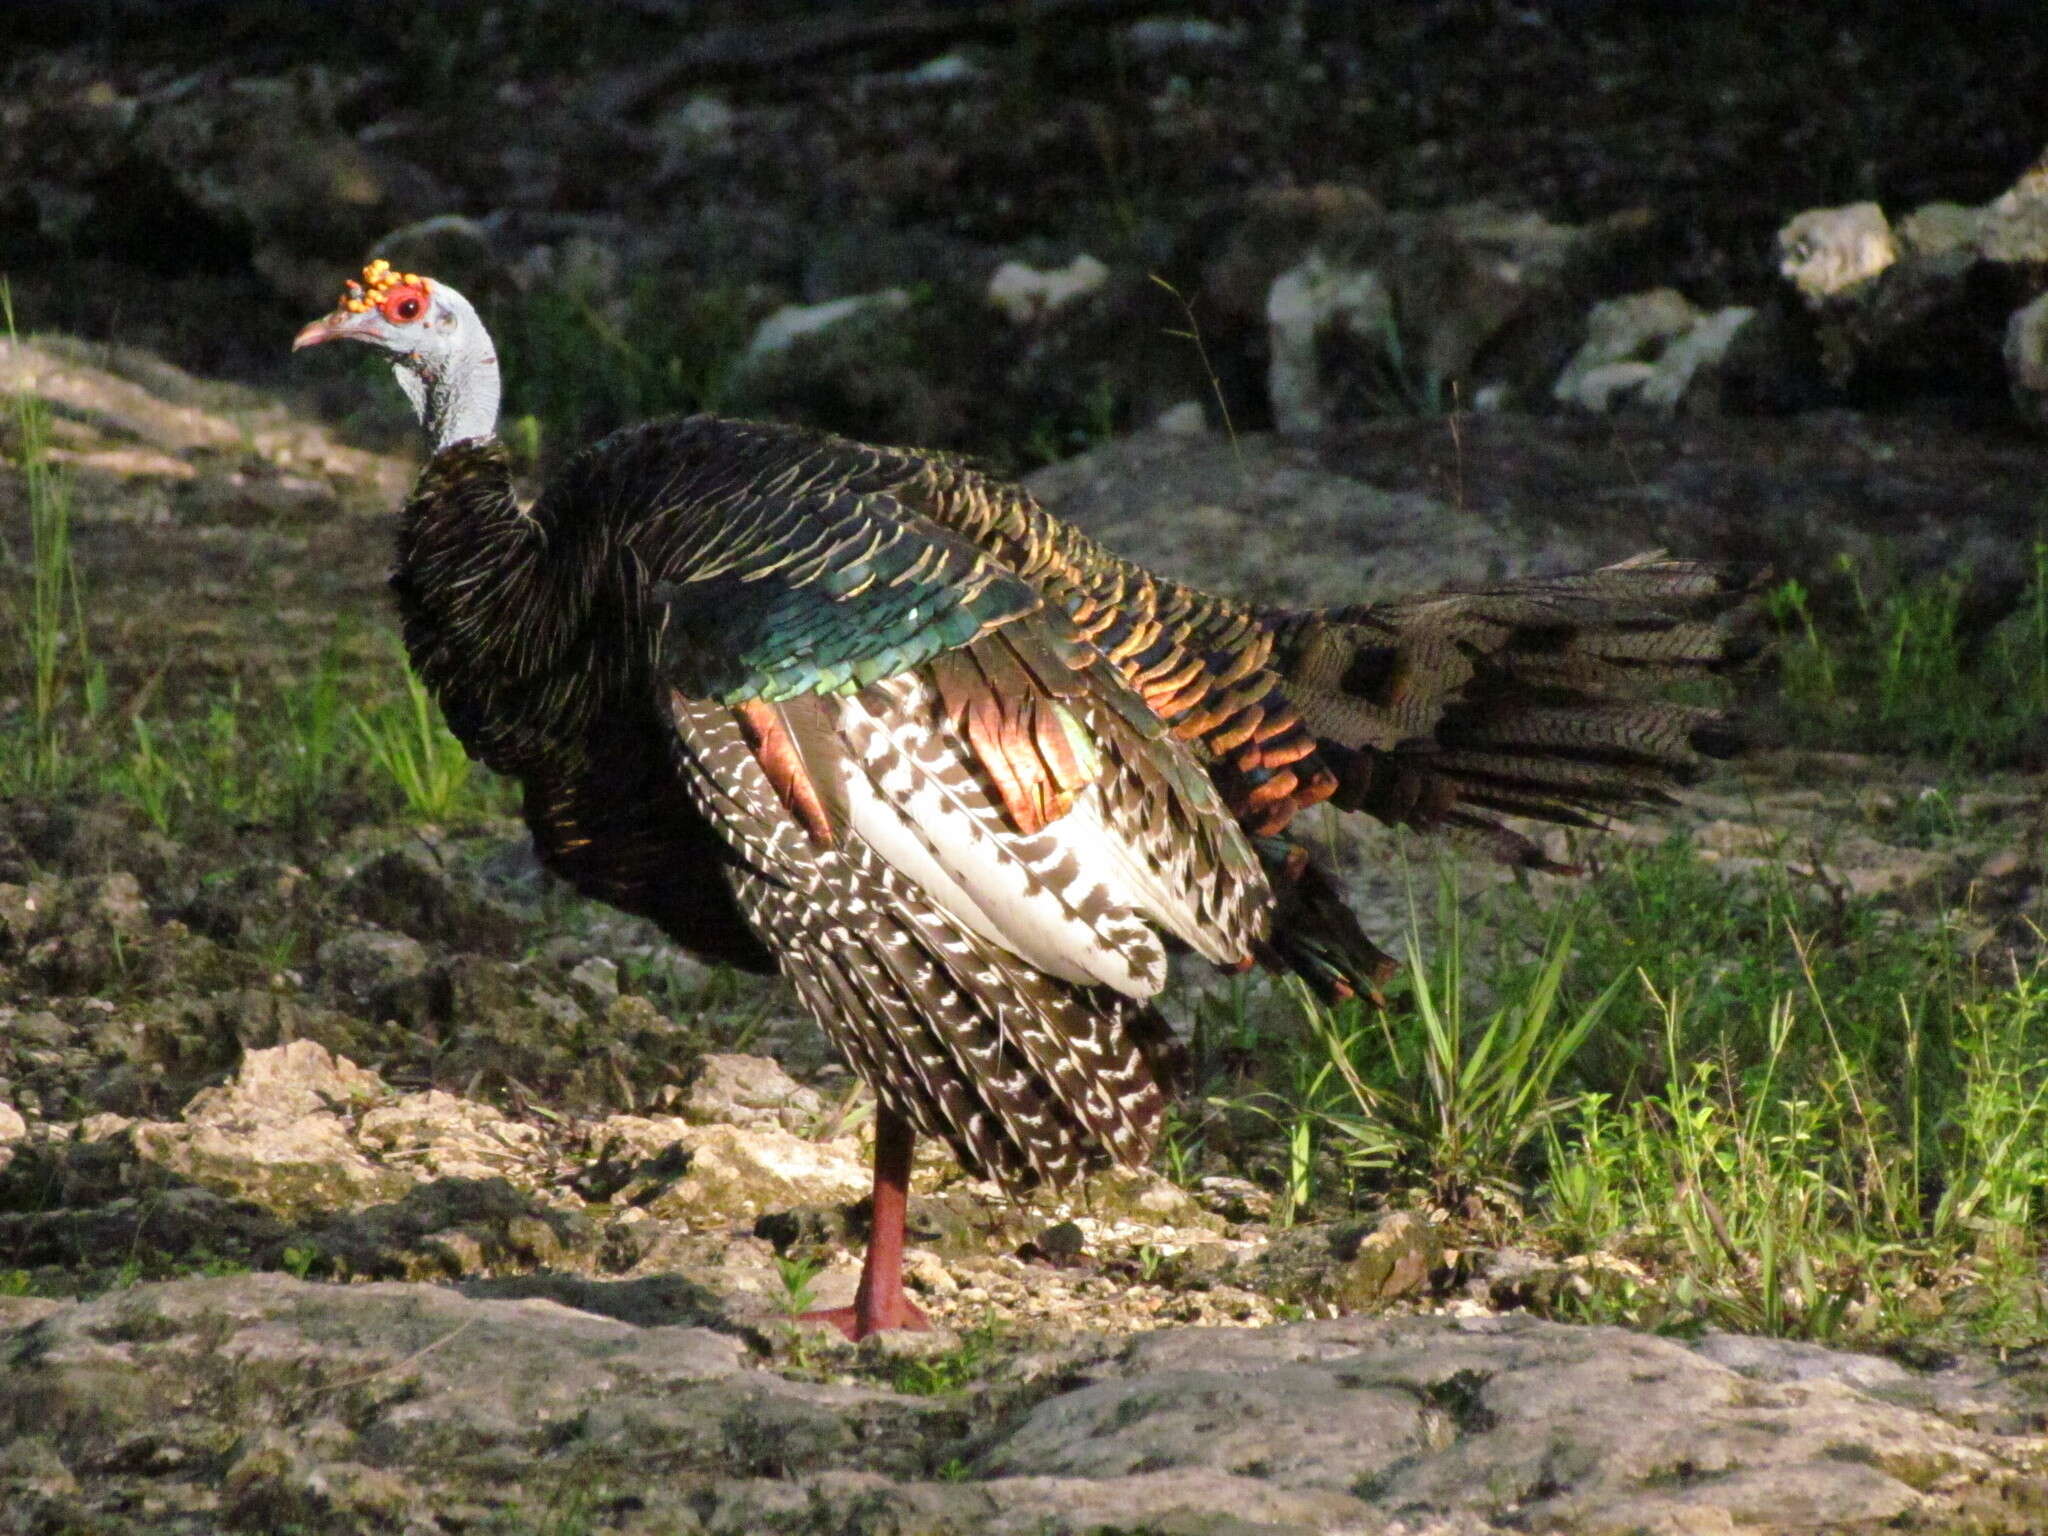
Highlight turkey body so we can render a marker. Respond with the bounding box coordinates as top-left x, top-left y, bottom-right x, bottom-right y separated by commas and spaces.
392, 412, 1754, 1190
